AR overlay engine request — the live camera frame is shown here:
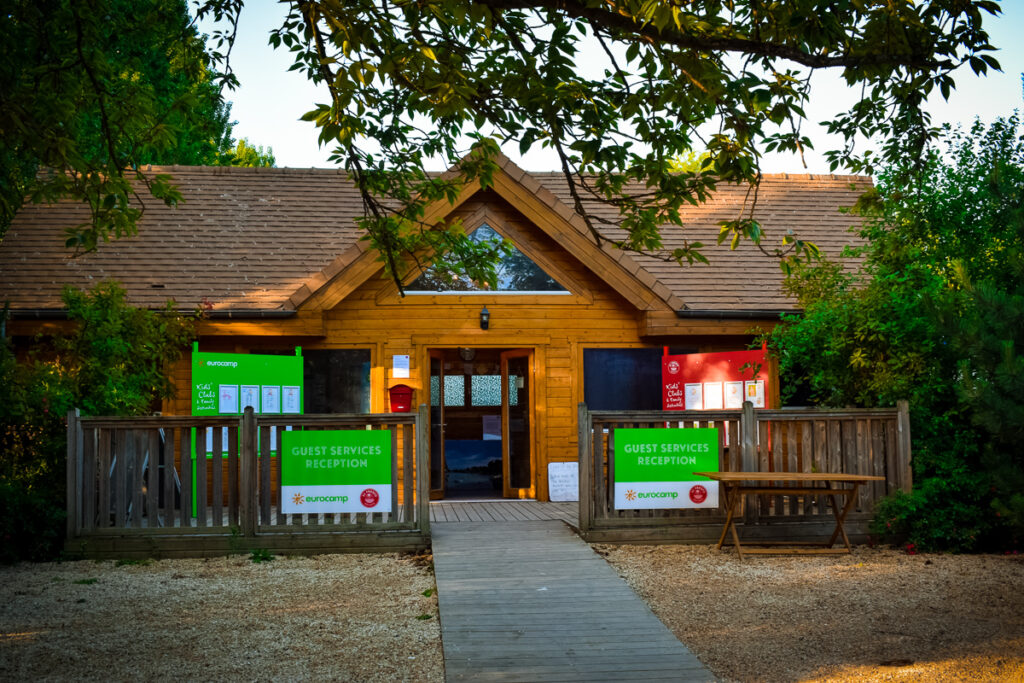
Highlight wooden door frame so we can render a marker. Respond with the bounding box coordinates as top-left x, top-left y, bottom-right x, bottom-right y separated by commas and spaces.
424, 345, 538, 500
428, 349, 446, 500
501, 348, 536, 499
